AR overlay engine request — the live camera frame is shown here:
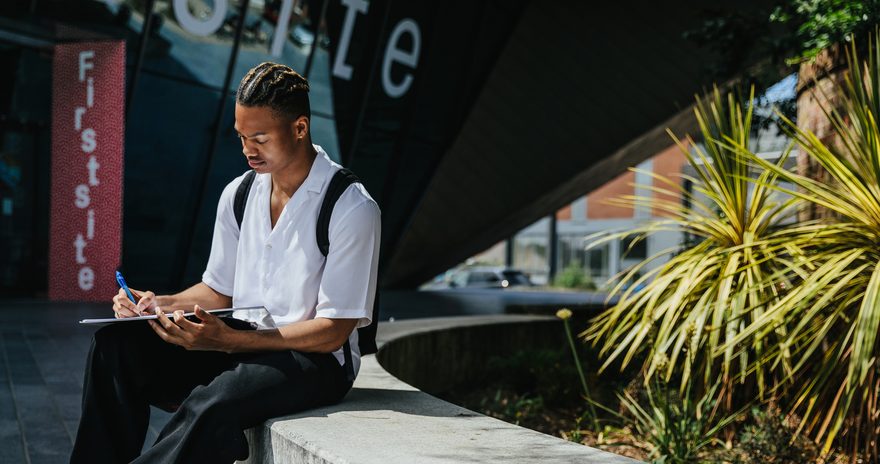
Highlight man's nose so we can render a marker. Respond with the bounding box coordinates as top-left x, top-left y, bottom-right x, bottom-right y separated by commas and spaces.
241, 140, 256, 156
